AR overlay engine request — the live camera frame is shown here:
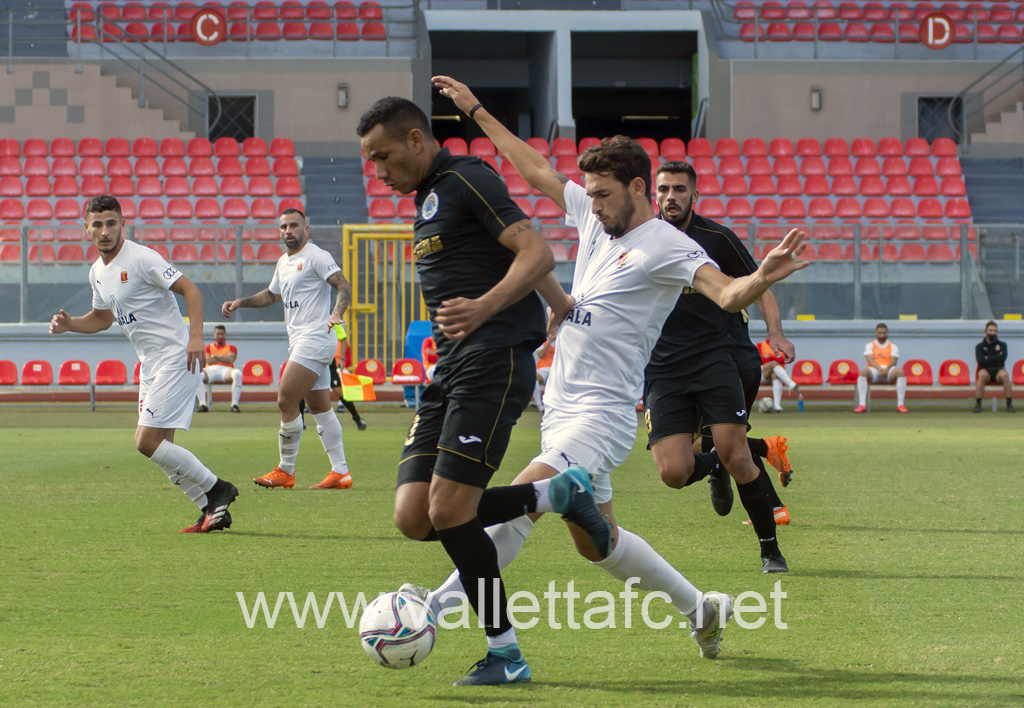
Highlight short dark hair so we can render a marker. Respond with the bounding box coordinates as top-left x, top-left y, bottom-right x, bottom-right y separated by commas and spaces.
214, 325, 226, 333
876, 322, 888, 330
85, 195, 122, 217
356, 96, 433, 141
985, 320, 998, 329
280, 207, 307, 224
578, 136, 652, 198
656, 160, 697, 187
